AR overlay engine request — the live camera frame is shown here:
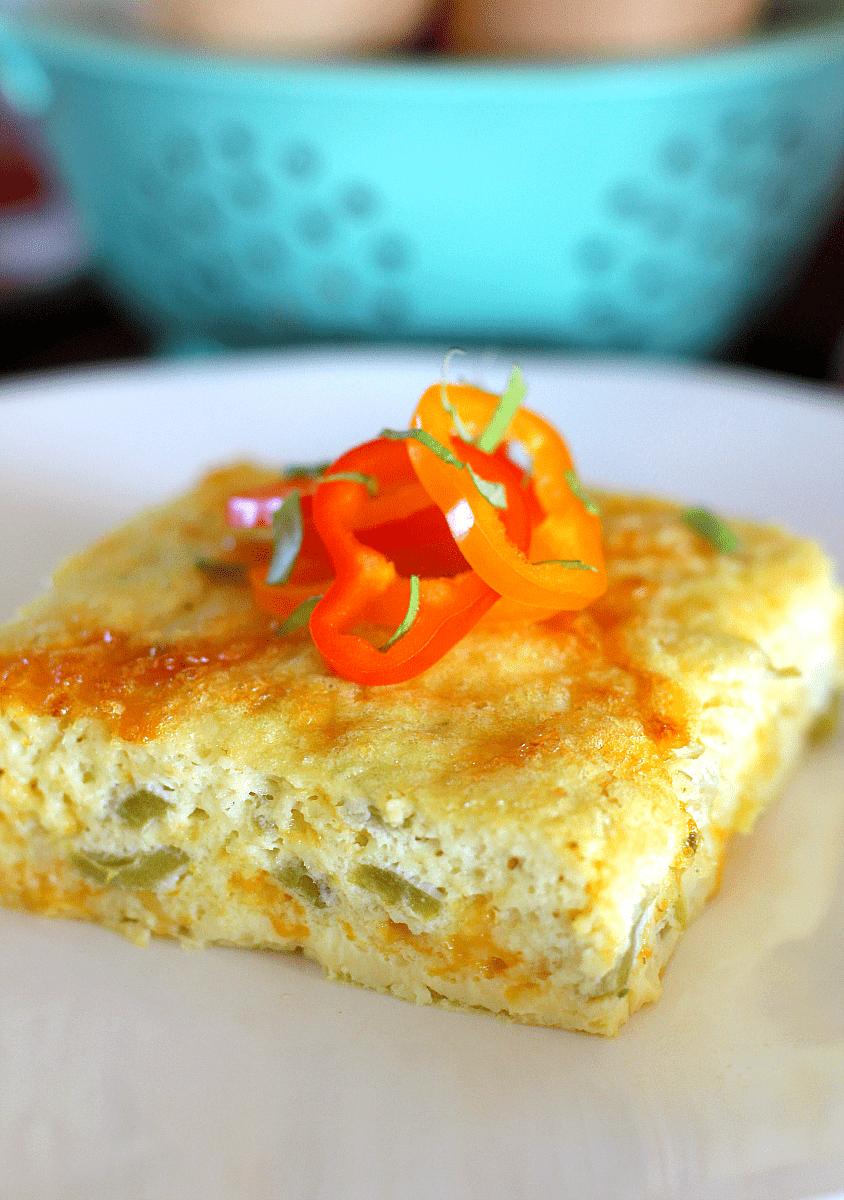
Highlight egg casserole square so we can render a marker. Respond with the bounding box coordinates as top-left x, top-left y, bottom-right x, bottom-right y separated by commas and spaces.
0, 464, 840, 1034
